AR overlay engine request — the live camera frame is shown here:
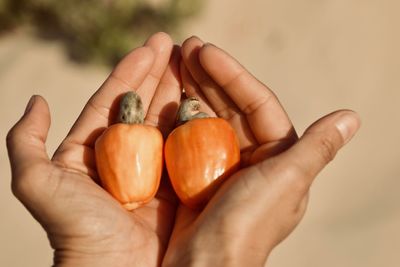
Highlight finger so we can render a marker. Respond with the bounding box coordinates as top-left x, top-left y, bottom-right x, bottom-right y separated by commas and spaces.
7, 96, 51, 172
144, 45, 182, 137
265, 110, 361, 193
199, 43, 296, 146
194, 111, 358, 260
6, 96, 52, 200
61, 32, 173, 147
60, 46, 155, 147
53, 33, 174, 177
180, 61, 216, 117
137, 32, 174, 115
181, 36, 257, 150
52, 47, 154, 177
181, 36, 239, 119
